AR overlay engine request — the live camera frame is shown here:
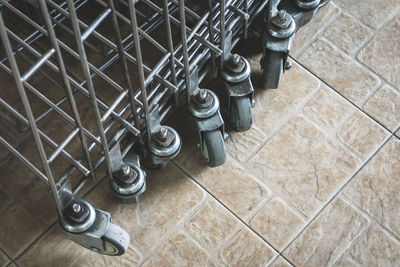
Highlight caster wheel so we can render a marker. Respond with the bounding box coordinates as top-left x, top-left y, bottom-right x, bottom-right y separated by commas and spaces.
201, 130, 226, 167
263, 51, 283, 89
101, 222, 130, 256
230, 96, 253, 132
